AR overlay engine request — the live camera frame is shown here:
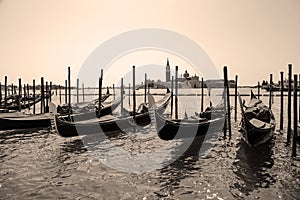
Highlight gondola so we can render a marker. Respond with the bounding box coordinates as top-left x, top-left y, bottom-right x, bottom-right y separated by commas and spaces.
148, 94, 225, 140
57, 90, 110, 115
3, 95, 42, 110
53, 91, 171, 137
60, 95, 124, 122
0, 112, 52, 130
238, 91, 276, 147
